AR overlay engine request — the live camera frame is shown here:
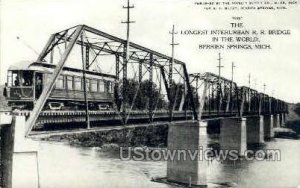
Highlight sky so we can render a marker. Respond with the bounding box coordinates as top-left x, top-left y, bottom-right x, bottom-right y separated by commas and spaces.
0, 0, 299, 103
